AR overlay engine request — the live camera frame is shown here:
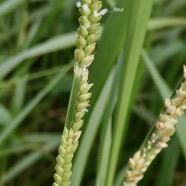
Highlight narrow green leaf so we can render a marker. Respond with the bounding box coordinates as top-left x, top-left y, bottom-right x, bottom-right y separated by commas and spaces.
142, 50, 171, 98
0, 63, 73, 145
0, 33, 76, 79
151, 40, 185, 65
0, 66, 65, 89
96, 52, 123, 186
106, 1, 153, 185
148, 17, 186, 30
96, 120, 112, 186
89, 0, 128, 106
0, 0, 28, 18
4, 138, 59, 183
0, 105, 12, 125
